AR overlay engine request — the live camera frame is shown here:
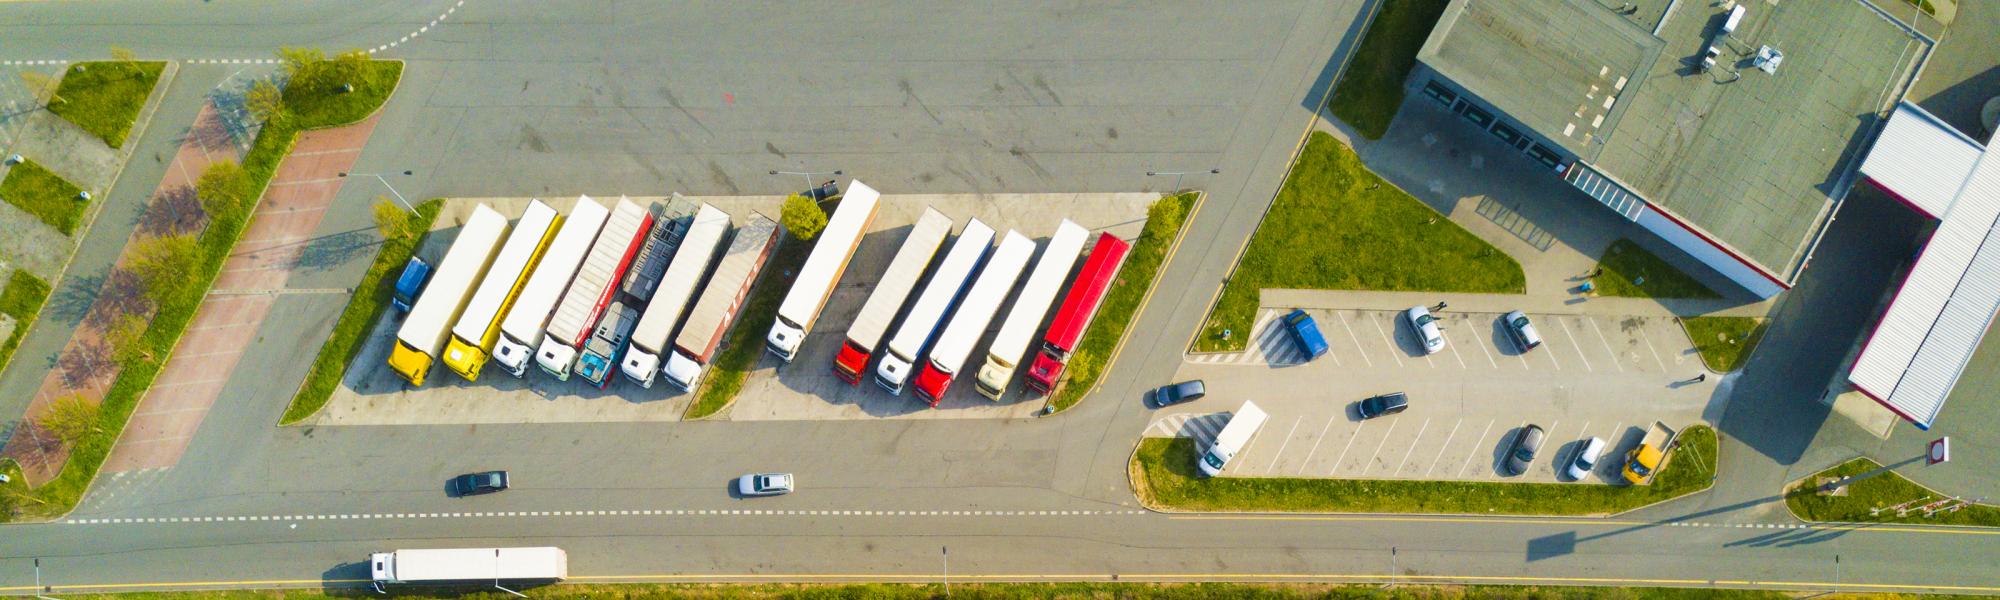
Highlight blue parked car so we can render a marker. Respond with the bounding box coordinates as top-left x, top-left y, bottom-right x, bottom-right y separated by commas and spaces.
1281, 309, 1330, 361
391, 256, 431, 314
